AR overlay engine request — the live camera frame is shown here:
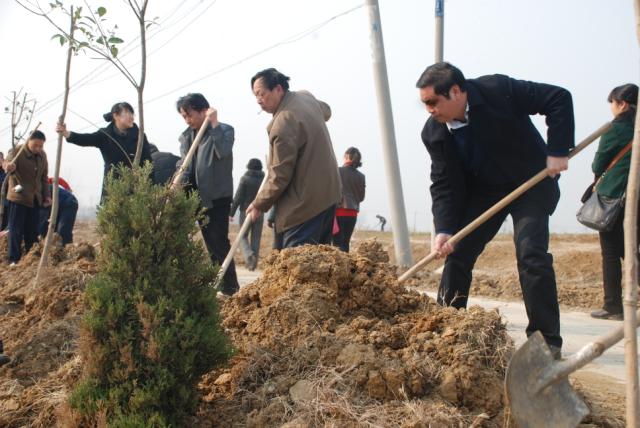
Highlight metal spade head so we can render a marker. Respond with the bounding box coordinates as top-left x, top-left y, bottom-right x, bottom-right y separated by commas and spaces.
505, 331, 589, 428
